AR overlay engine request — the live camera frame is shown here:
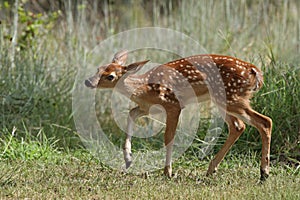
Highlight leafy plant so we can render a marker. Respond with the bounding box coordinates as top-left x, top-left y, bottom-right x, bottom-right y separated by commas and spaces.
1, 0, 60, 51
